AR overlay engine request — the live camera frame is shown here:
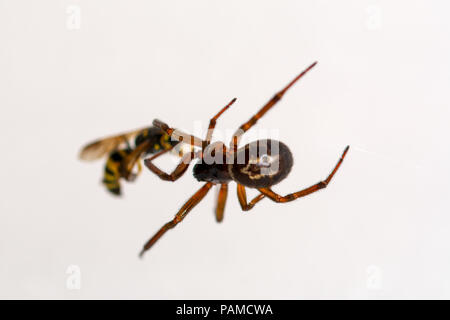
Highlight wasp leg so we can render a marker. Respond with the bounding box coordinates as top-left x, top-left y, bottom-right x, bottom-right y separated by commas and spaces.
206, 98, 236, 144
126, 159, 144, 182
258, 146, 349, 202
144, 150, 196, 182
119, 140, 153, 181
215, 183, 229, 222
136, 159, 142, 175
139, 182, 213, 257
237, 184, 265, 211
230, 62, 317, 151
